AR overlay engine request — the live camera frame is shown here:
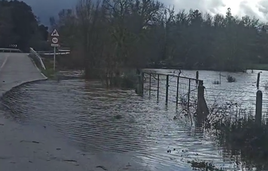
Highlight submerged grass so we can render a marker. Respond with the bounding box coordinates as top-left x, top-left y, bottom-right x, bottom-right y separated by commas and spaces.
206, 109, 268, 170
188, 160, 224, 171
249, 64, 268, 71
217, 118, 268, 170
